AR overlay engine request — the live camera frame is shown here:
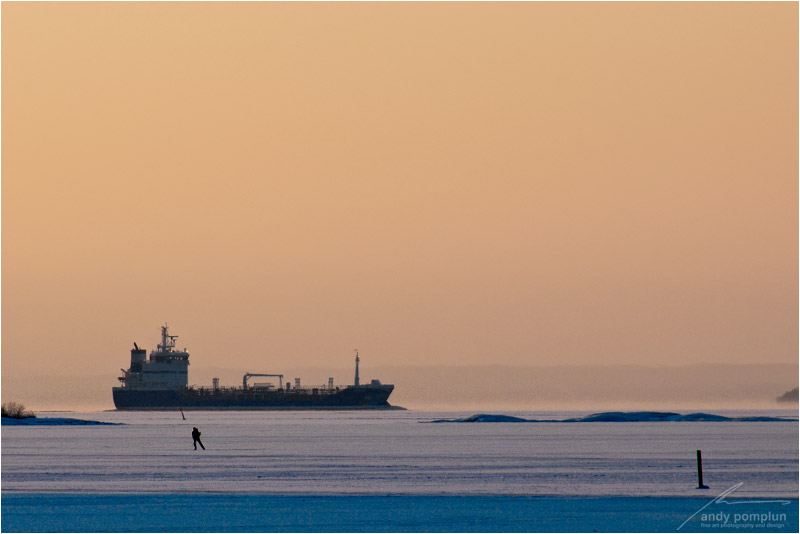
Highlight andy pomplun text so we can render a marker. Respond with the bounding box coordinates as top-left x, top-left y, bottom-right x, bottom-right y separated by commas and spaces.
699, 511, 787, 529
